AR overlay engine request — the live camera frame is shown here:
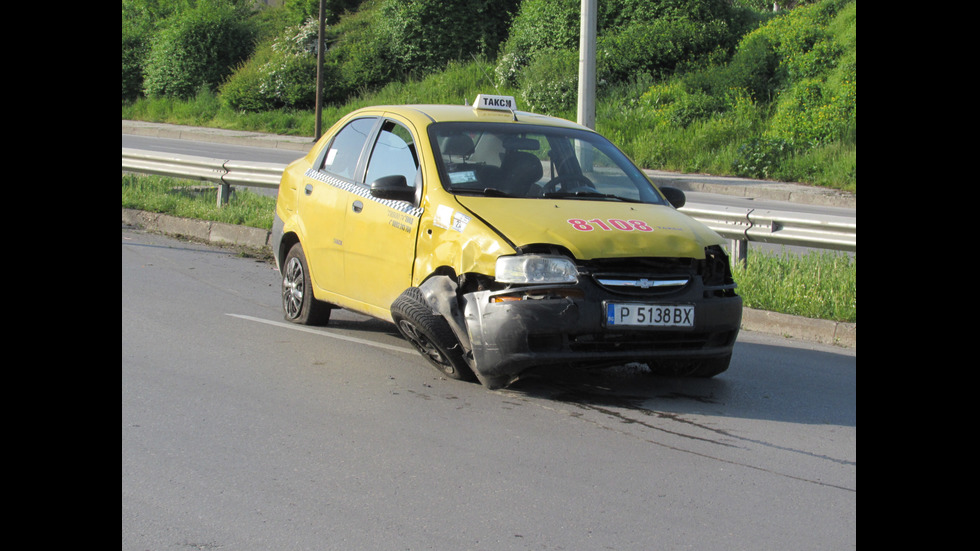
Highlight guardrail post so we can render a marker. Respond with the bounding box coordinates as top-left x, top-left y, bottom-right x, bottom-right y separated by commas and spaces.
731, 238, 747, 269
217, 182, 232, 207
